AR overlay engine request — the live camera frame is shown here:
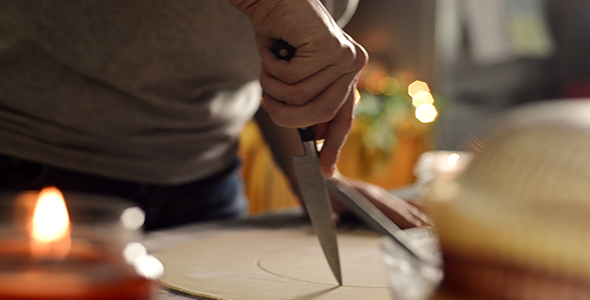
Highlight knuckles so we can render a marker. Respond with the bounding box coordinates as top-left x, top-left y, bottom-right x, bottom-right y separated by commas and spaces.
260, 32, 367, 129
260, 78, 311, 106
341, 42, 368, 76
331, 37, 368, 74
263, 101, 333, 129
353, 43, 369, 72
278, 71, 303, 85
282, 88, 312, 106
